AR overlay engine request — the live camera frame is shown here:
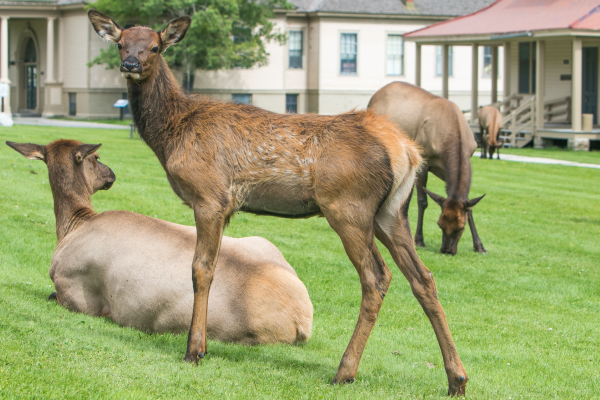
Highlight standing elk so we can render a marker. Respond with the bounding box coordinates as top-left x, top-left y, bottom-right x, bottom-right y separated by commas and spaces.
6, 139, 313, 344
88, 10, 469, 395
369, 82, 486, 255
478, 105, 504, 160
